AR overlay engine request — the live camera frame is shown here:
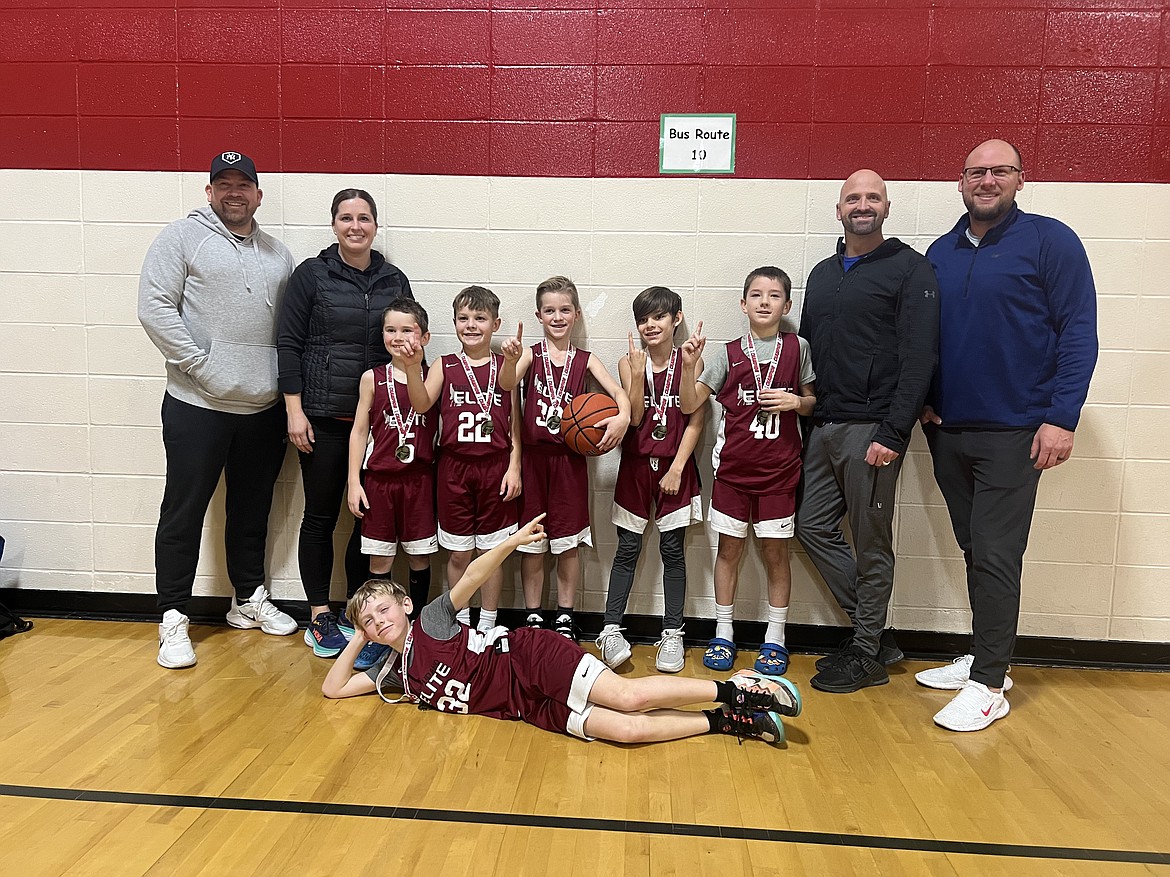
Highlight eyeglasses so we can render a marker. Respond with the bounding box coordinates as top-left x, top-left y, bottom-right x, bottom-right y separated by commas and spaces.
961, 165, 1022, 182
